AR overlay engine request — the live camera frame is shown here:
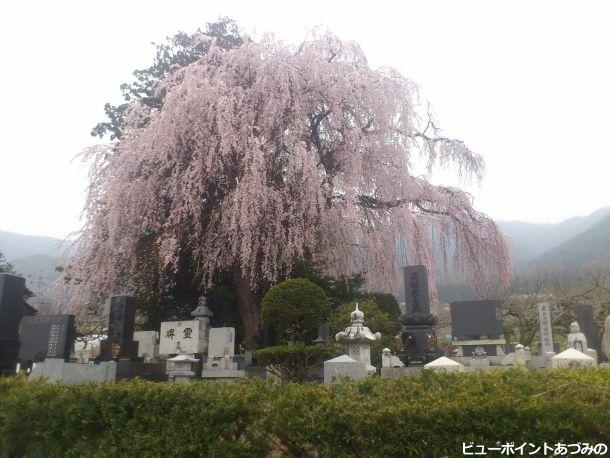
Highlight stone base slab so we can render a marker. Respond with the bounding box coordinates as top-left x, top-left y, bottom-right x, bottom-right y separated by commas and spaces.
201, 369, 245, 380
